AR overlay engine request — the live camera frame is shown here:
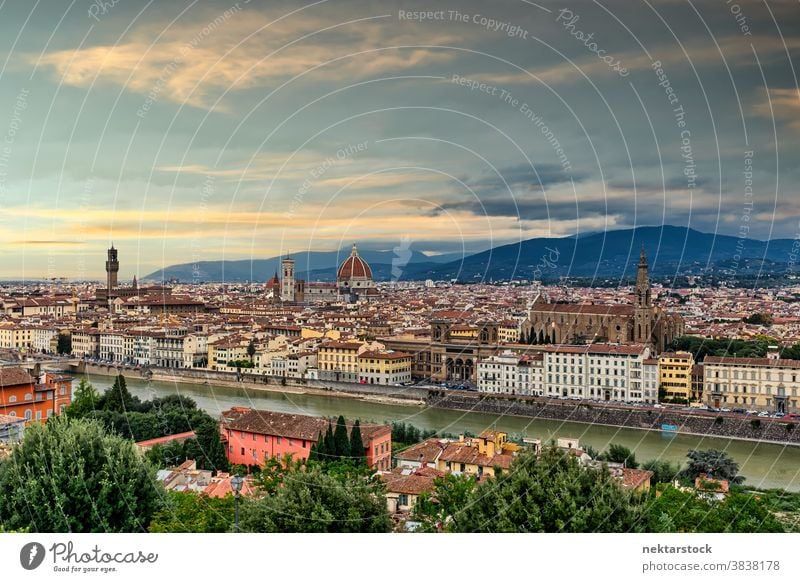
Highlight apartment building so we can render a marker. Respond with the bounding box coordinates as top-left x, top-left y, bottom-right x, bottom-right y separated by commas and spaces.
543, 344, 650, 402
357, 350, 413, 385
477, 351, 544, 396
703, 352, 800, 413
659, 351, 694, 402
